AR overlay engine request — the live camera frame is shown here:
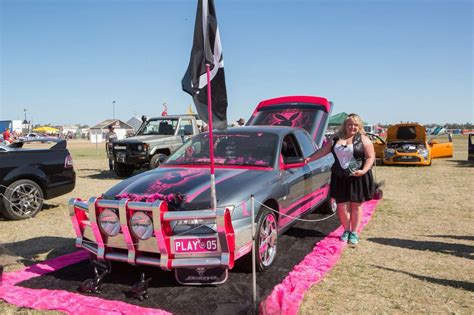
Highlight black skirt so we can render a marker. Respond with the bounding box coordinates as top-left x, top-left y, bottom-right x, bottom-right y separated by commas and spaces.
330, 168, 375, 204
